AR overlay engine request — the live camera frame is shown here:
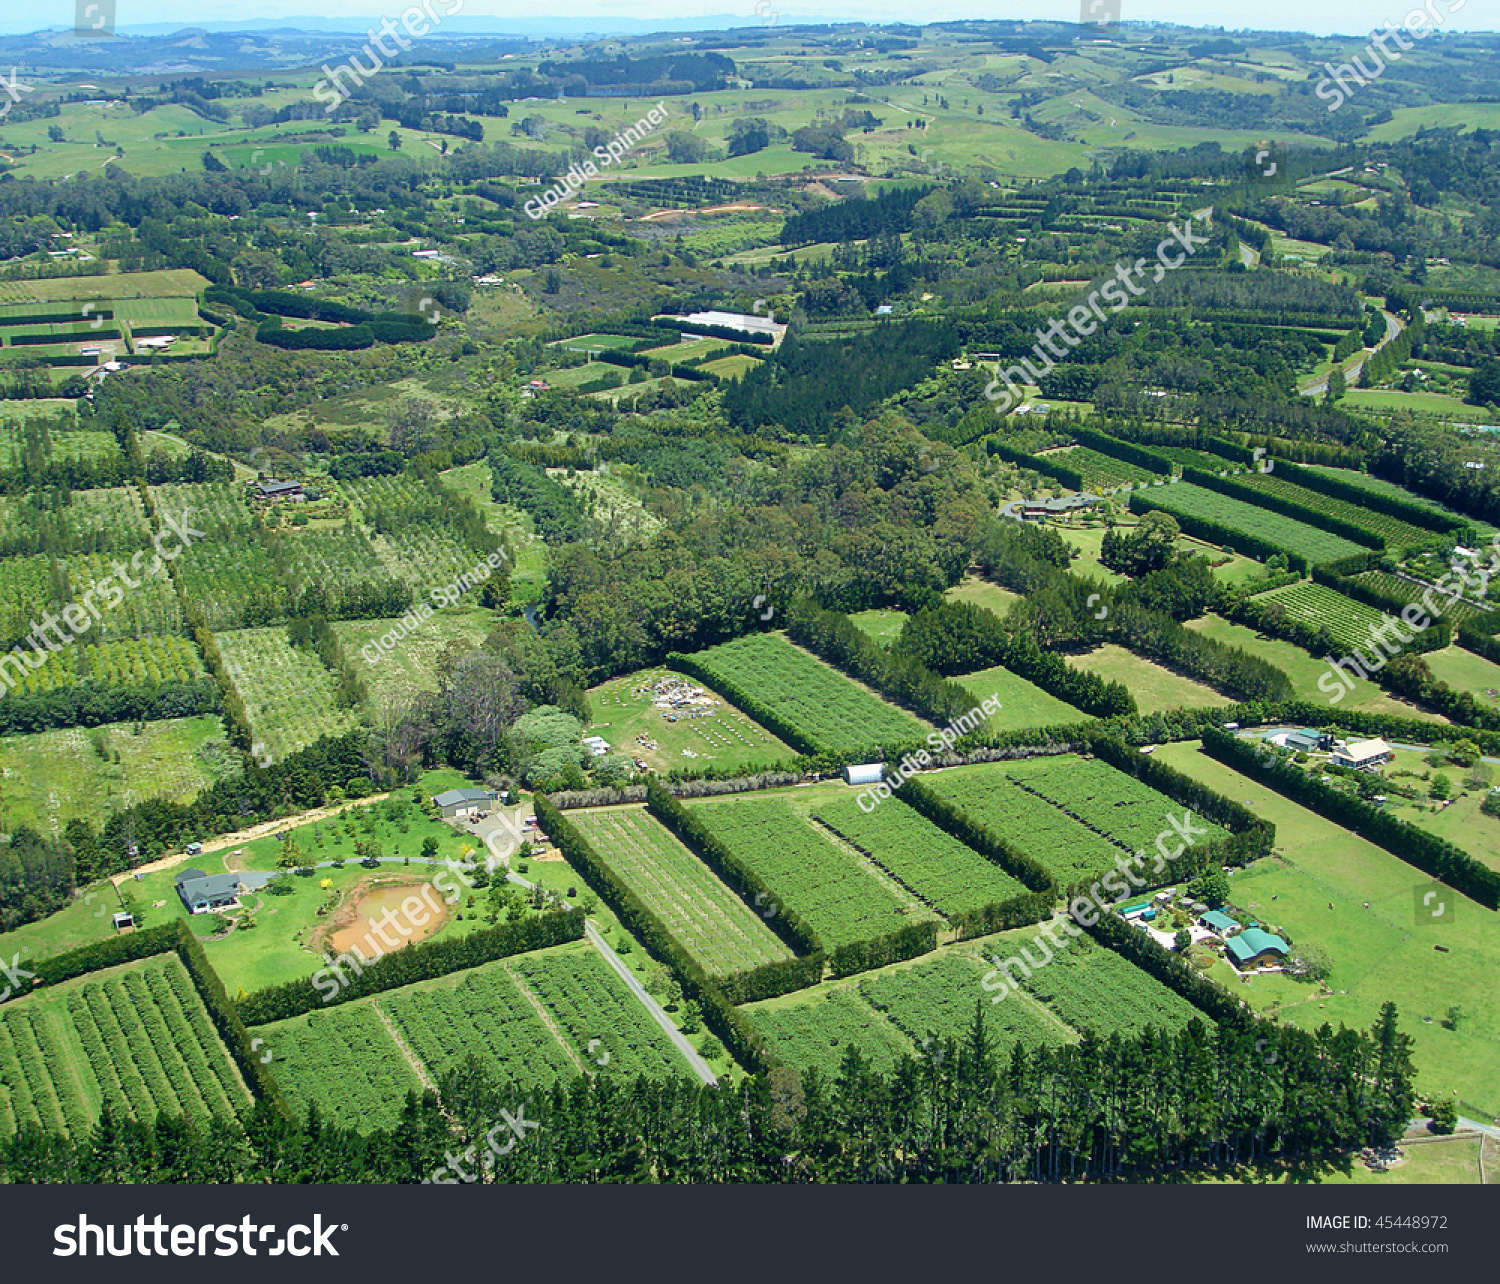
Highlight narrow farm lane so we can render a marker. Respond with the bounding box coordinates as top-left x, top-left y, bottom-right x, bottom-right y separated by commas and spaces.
584, 921, 717, 1086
